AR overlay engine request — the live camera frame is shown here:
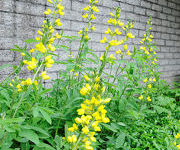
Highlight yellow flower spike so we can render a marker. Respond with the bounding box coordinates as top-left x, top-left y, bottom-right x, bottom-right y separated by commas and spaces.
82, 14, 88, 18
21, 53, 25, 57
138, 95, 143, 100
84, 75, 90, 81
147, 96, 152, 102
127, 33, 135, 38
124, 44, 127, 50
44, 9, 51, 15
